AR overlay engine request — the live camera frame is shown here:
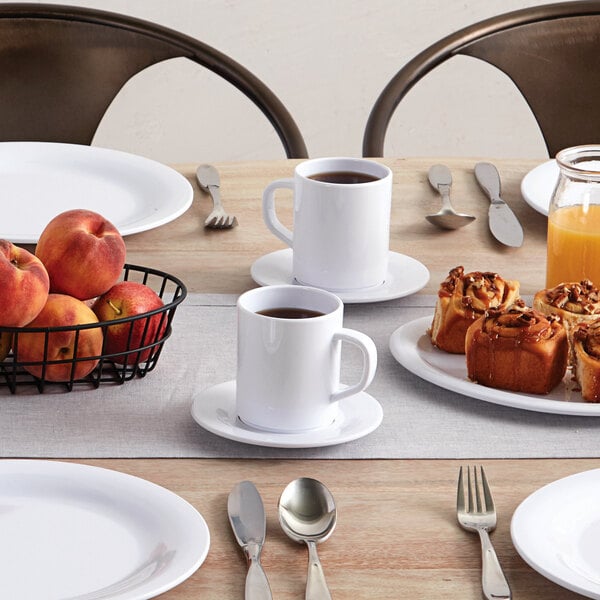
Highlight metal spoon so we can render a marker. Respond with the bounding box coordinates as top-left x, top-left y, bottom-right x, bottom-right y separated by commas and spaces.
278, 478, 337, 600
426, 164, 476, 229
